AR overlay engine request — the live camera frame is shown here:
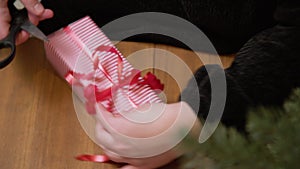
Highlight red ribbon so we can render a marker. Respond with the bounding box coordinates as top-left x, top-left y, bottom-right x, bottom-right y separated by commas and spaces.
76, 154, 110, 163
142, 72, 164, 91
63, 26, 164, 163
65, 45, 164, 115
